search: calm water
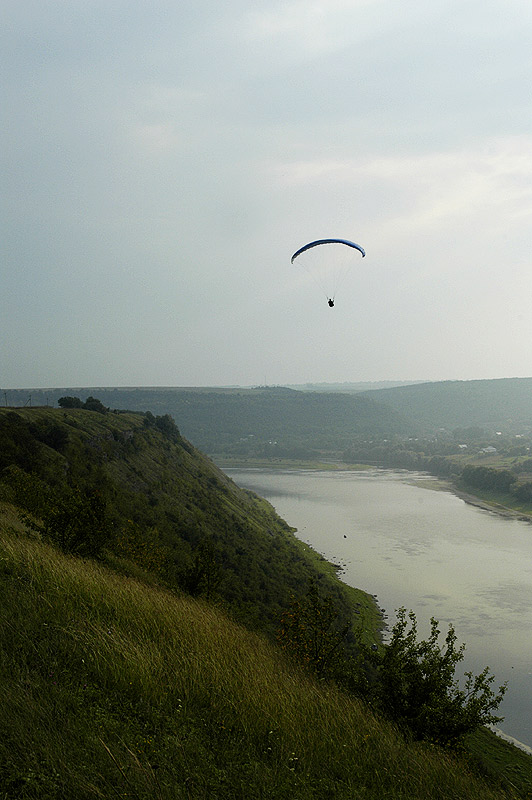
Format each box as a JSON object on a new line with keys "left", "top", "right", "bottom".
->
{"left": 225, "top": 467, "right": 532, "bottom": 751}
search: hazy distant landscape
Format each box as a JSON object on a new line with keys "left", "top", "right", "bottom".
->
{"left": 7, "top": 377, "right": 532, "bottom": 517}
{"left": 6, "top": 375, "right": 532, "bottom": 456}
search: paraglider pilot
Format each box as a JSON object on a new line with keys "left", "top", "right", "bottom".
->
{"left": 290, "top": 239, "right": 366, "bottom": 309}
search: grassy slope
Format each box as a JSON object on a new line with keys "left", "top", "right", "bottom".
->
{"left": 0, "top": 516, "right": 520, "bottom": 800}
{"left": 0, "top": 407, "right": 380, "bottom": 643}
{"left": 1, "top": 407, "right": 532, "bottom": 796}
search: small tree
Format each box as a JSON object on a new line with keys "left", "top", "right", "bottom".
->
{"left": 370, "top": 608, "right": 506, "bottom": 747}
{"left": 58, "top": 396, "right": 83, "bottom": 409}
{"left": 154, "top": 413, "right": 181, "bottom": 443}
{"left": 83, "top": 396, "right": 108, "bottom": 414}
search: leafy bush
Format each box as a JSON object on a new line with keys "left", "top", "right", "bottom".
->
{"left": 369, "top": 608, "right": 507, "bottom": 747}
{"left": 83, "top": 396, "right": 108, "bottom": 414}
{"left": 58, "top": 395, "right": 84, "bottom": 408}
{"left": 513, "top": 481, "right": 532, "bottom": 503}
{"left": 277, "top": 592, "right": 507, "bottom": 749}
{"left": 143, "top": 410, "right": 184, "bottom": 444}
{"left": 113, "top": 519, "right": 169, "bottom": 575}
{"left": 0, "top": 412, "right": 40, "bottom": 471}
{"left": 58, "top": 395, "right": 108, "bottom": 413}
{"left": 460, "top": 465, "right": 516, "bottom": 494}
{"left": 180, "top": 538, "right": 223, "bottom": 599}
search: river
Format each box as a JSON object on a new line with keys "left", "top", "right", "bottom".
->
{"left": 224, "top": 467, "right": 532, "bottom": 752}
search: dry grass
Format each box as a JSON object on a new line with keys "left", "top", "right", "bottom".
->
{"left": 0, "top": 509, "right": 519, "bottom": 799}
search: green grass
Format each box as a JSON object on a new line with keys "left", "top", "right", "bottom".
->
{"left": 466, "top": 728, "right": 532, "bottom": 798}
{"left": 454, "top": 484, "right": 532, "bottom": 518}
{"left": 0, "top": 512, "right": 526, "bottom": 800}
{"left": 0, "top": 406, "right": 382, "bottom": 647}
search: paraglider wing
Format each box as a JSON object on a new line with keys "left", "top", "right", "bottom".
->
{"left": 290, "top": 238, "right": 366, "bottom": 264}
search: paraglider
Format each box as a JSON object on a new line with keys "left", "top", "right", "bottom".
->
{"left": 291, "top": 238, "right": 365, "bottom": 307}
{"left": 290, "top": 238, "right": 366, "bottom": 263}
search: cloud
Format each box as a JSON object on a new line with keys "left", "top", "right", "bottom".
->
{"left": 2, "top": 1, "right": 532, "bottom": 386}
{"left": 267, "top": 135, "right": 532, "bottom": 240}
{"left": 244, "top": 0, "right": 376, "bottom": 55}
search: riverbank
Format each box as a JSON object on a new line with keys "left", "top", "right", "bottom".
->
{"left": 224, "top": 465, "right": 532, "bottom": 790}
{"left": 409, "top": 474, "right": 532, "bottom": 523}
{"left": 452, "top": 487, "right": 532, "bottom": 521}
{"left": 212, "top": 455, "right": 365, "bottom": 471}
{"left": 215, "top": 455, "right": 532, "bottom": 524}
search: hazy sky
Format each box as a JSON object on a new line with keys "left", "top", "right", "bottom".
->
{"left": 3, "top": 1, "right": 532, "bottom": 388}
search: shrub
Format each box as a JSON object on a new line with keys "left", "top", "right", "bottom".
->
{"left": 0, "top": 412, "right": 40, "bottom": 471}
{"left": 369, "top": 608, "right": 507, "bottom": 747}
{"left": 58, "top": 396, "right": 108, "bottom": 414}
{"left": 460, "top": 465, "right": 516, "bottom": 494}
{"left": 58, "top": 396, "right": 84, "bottom": 408}
{"left": 83, "top": 396, "right": 108, "bottom": 414}
{"left": 513, "top": 481, "right": 532, "bottom": 503}
{"left": 181, "top": 538, "right": 223, "bottom": 599}
{"left": 154, "top": 413, "right": 181, "bottom": 442}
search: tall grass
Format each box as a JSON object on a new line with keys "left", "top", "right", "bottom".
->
{"left": 0, "top": 513, "right": 520, "bottom": 799}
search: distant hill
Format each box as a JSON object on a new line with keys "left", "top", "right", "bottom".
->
{"left": 4, "top": 377, "right": 532, "bottom": 455}
{"left": 363, "top": 377, "right": 532, "bottom": 433}
{"left": 1, "top": 387, "right": 407, "bottom": 455}
{"left": 287, "top": 380, "right": 425, "bottom": 392}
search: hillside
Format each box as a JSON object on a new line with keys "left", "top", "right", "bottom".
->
{"left": 1, "top": 387, "right": 407, "bottom": 457}
{"left": 6, "top": 378, "right": 532, "bottom": 457}
{"left": 363, "top": 377, "right": 532, "bottom": 433}
{"left": 1, "top": 405, "right": 531, "bottom": 797}
{"left": 0, "top": 406, "right": 379, "bottom": 641}
{"left": 0, "top": 507, "right": 525, "bottom": 800}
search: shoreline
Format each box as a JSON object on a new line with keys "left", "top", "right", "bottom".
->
{"left": 224, "top": 460, "right": 532, "bottom": 763}
{"left": 219, "top": 457, "right": 532, "bottom": 524}
{"left": 415, "top": 476, "right": 532, "bottom": 523}
{"left": 452, "top": 487, "right": 532, "bottom": 521}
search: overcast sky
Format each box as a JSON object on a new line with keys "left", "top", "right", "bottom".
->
{"left": 2, "top": 1, "right": 532, "bottom": 388}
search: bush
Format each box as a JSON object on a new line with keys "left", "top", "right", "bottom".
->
{"left": 154, "top": 413, "right": 181, "bottom": 442}
{"left": 513, "top": 481, "right": 532, "bottom": 503}
{"left": 369, "top": 608, "right": 506, "bottom": 747}
{"left": 83, "top": 396, "right": 108, "bottom": 414}
{"left": 461, "top": 465, "right": 516, "bottom": 494}
{"left": 279, "top": 592, "right": 508, "bottom": 748}
{"left": 0, "top": 412, "right": 40, "bottom": 471}
{"left": 58, "top": 396, "right": 108, "bottom": 414}
{"left": 181, "top": 538, "right": 223, "bottom": 599}
{"left": 58, "top": 396, "right": 84, "bottom": 408}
